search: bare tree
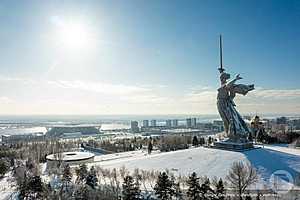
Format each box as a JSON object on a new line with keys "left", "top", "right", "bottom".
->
{"left": 226, "top": 161, "right": 258, "bottom": 200}
{"left": 97, "top": 167, "right": 108, "bottom": 186}
{"left": 148, "top": 170, "right": 158, "bottom": 189}
{"left": 141, "top": 169, "right": 149, "bottom": 192}
{"left": 119, "top": 165, "right": 129, "bottom": 180}
{"left": 111, "top": 168, "right": 121, "bottom": 197}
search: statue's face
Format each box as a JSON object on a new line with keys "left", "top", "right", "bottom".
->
{"left": 226, "top": 73, "right": 230, "bottom": 80}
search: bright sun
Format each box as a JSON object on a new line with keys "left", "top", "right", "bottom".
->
{"left": 59, "top": 22, "right": 90, "bottom": 49}
{"left": 51, "top": 15, "right": 92, "bottom": 50}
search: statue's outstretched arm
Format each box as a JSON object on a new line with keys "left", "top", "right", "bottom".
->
{"left": 227, "top": 74, "right": 242, "bottom": 89}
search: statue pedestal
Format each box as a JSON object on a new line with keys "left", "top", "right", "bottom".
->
{"left": 213, "top": 140, "right": 254, "bottom": 152}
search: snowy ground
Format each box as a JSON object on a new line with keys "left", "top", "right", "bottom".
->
{"left": 94, "top": 147, "right": 247, "bottom": 178}
{"left": 2, "top": 144, "right": 298, "bottom": 199}
{"left": 91, "top": 145, "right": 300, "bottom": 190}
{"left": 0, "top": 171, "right": 17, "bottom": 200}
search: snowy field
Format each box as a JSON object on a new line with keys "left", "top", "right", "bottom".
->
{"left": 94, "top": 147, "right": 248, "bottom": 178}
{"left": 1, "top": 144, "right": 299, "bottom": 199}
{"left": 92, "top": 145, "right": 300, "bottom": 190}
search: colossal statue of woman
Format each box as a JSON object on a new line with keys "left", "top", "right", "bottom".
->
{"left": 217, "top": 71, "right": 254, "bottom": 142}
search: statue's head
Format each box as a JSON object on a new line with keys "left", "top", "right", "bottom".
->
{"left": 220, "top": 72, "right": 230, "bottom": 83}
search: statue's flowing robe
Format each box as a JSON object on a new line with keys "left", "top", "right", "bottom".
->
{"left": 230, "top": 84, "right": 254, "bottom": 98}
{"left": 217, "top": 84, "right": 252, "bottom": 141}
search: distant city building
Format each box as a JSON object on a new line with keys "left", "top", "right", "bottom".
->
{"left": 172, "top": 119, "right": 178, "bottom": 127}
{"left": 186, "top": 118, "right": 192, "bottom": 128}
{"left": 2, "top": 133, "right": 45, "bottom": 144}
{"left": 213, "top": 120, "right": 224, "bottom": 126}
{"left": 191, "top": 118, "right": 197, "bottom": 127}
{"left": 213, "top": 120, "right": 224, "bottom": 132}
{"left": 203, "top": 123, "right": 213, "bottom": 130}
{"left": 291, "top": 119, "right": 300, "bottom": 130}
{"left": 143, "top": 120, "right": 149, "bottom": 127}
{"left": 46, "top": 125, "right": 101, "bottom": 138}
{"left": 166, "top": 120, "right": 172, "bottom": 127}
{"left": 130, "top": 121, "right": 139, "bottom": 133}
{"left": 272, "top": 124, "right": 288, "bottom": 133}
{"left": 2, "top": 125, "right": 103, "bottom": 143}
{"left": 243, "top": 115, "right": 252, "bottom": 121}
{"left": 61, "top": 132, "right": 83, "bottom": 139}
{"left": 150, "top": 120, "right": 157, "bottom": 127}
{"left": 277, "top": 117, "right": 287, "bottom": 125}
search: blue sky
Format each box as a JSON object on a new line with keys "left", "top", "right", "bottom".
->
{"left": 0, "top": 0, "right": 299, "bottom": 115}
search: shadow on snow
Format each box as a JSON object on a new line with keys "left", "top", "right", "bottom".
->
{"left": 243, "top": 148, "right": 300, "bottom": 186}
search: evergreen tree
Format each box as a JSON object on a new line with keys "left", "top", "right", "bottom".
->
{"left": 133, "top": 177, "right": 142, "bottom": 200}
{"left": 154, "top": 172, "right": 175, "bottom": 200}
{"left": 256, "top": 129, "right": 265, "bottom": 143}
{"left": 192, "top": 136, "right": 199, "bottom": 147}
{"left": 29, "top": 176, "right": 44, "bottom": 193}
{"left": 200, "top": 137, "right": 205, "bottom": 146}
{"left": 76, "top": 163, "right": 88, "bottom": 183}
{"left": 208, "top": 137, "right": 213, "bottom": 146}
{"left": 62, "top": 164, "right": 72, "bottom": 189}
{"left": 10, "top": 157, "right": 15, "bottom": 167}
{"left": 86, "top": 166, "right": 98, "bottom": 189}
{"left": 129, "top": 143, "right": 134, "bottom": 151}
{"left": 25, "top": 158, "right": 35, "bottom": 171}
{"left": 20, "top": 175, "right": 45, "bottom": 199}
{"left": 148, "top": 140, "right": 153, "bottom": 154}
{"left": 19, "top": 173, "right": 28, "bottom": 199}
{"left": 122, "top": 175, "right": 141, "bottom": 200}
{"left": 174, "top": 182, "right": 184, "bottom": 200}
{"left": 256, "top": 193, "right": 261, "bottom": 200}
{"left": 186, "top": 172, "right": 201, "bottom": 200}
{"left": 0, "top": 160, "right": 9, "bottom": 177}
{"left": 214, "top": 178, "right": 225, "bottom": 200}
{"left": 248, "top": 132, "right": 253, "bottom": 141}
{"left": 74, "top": 184, "right": 89, "bottom": 200}
{"left": 199, "top": 177, "right": 213, "bottom": 200}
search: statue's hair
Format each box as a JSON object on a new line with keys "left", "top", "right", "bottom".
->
{"left": 220, "top": 72, "right": 230, "bottom": 83}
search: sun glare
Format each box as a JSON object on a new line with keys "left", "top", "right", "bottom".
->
{"left": 59, "top": 22, "right": 90, "bottom": 48}
{"left": 51, "top": 16, "right": 93, "bottom": 50}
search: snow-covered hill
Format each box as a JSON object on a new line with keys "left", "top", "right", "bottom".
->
{"left": 92, "top": 145, "right": 300, "bottom": 189}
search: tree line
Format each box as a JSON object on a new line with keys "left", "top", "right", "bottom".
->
{"left": 11, "top": 159, "right": 269, "bottom": 200}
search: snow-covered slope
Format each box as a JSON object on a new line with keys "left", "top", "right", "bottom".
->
{"left": 93, "top": 145, "right": 300, "bottom": 189}
{"left": 96, "top": 147, "right": 247, "bottom": 178}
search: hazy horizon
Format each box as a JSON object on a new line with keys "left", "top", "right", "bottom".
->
{"left": 0, "top": 113, "right": 298, "bottom": 121}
